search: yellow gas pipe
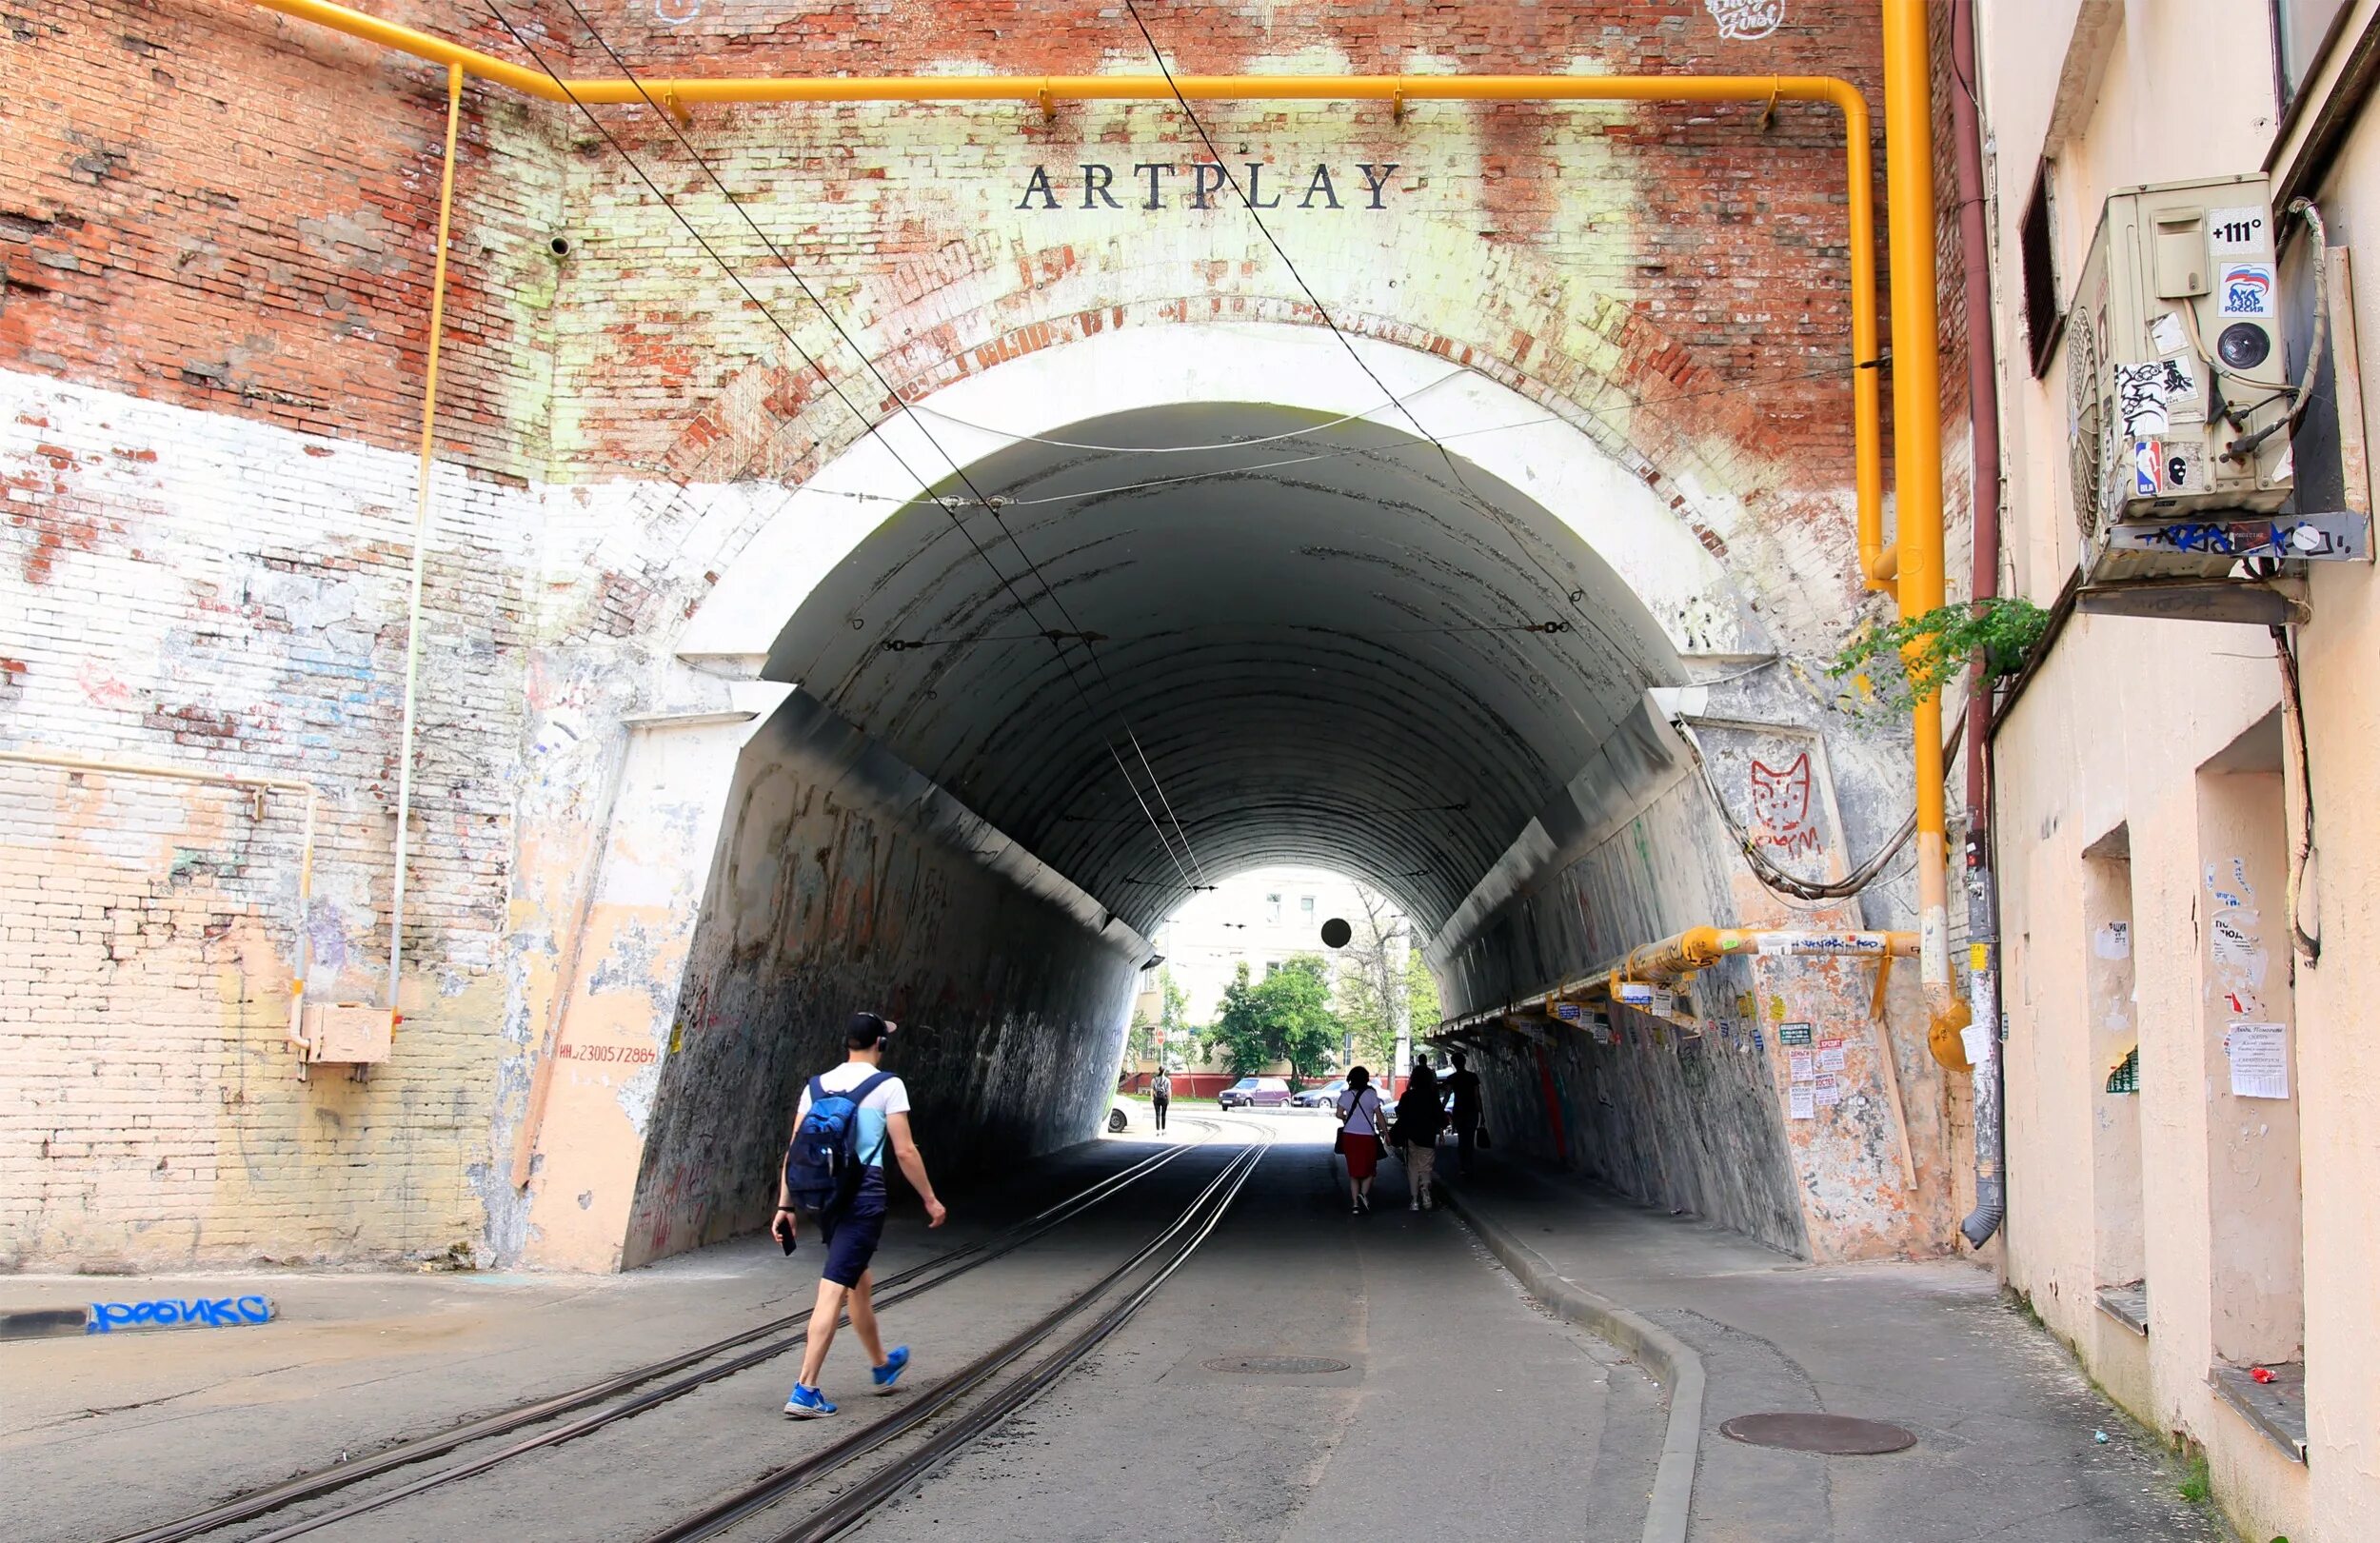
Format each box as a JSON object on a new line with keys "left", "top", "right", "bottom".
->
{"left": 245, "top": 0, "right": 1889, "bottom": 597}
{"left": 1880, "top": 1, "right": 1954, "bottom": 1017}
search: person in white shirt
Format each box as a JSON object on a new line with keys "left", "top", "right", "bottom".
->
{"left": 773, "top": 1013, "right": 945, "bottom": 1418}
{"left": 1333, "top": 1065, "right": 1387, "bottom": 1215}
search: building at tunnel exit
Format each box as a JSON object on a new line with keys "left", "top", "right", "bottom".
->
{"left": 2, "top": 0, "right": 1976, "bottom": 1276}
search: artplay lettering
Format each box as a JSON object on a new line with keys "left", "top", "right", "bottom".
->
{"left": 1018, "top": 162, "right": 1399, "bottom": 212}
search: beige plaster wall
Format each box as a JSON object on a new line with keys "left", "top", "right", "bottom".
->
{"left": 1979, "top": 2, "right": 2380, "bottom": 1537}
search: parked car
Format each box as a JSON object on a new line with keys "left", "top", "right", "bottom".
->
{"left": 1289, "top": 1078, "right": 1348, "bottom": 1109}
{"left": 1217, "top": 1076, "right": 1292, "bottom": 1110}
{"left": 1108, "top": 1099, "right": 1131, "bottom": 1133}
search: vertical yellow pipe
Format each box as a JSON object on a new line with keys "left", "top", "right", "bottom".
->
{"left": 387, "top": 62, "right": 466, "bottom": 1012}
{"left": 1880, "top": 1, "right": 1951, "bottom": 1008}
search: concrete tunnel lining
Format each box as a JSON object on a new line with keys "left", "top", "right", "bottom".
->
{"left": 593, "top": 325, "right": 1832, "bottom": 1268}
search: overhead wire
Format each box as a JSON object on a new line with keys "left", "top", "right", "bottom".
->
{"left": 905, "top": 368, "right": 1474, "bottom": 452}
{"left": 484, "top": 0, "right": 1209, "bottom": 891}
{"left": 1115, "top": 0, "right": 1668, "bottom": 682}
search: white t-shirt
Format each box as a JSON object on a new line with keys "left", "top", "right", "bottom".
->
{"left": 796, "top": 1060, "right": 911, "bottom": 1169}
{"left": 1335, "top": 1086, "right": 1384, "bottom": 1136}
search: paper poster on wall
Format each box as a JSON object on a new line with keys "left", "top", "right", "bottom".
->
{"left": 1789, "top": 1050, "right": 1815, "bottom": 1080}
{"left": 2150, "top": 311, "right": 2190, "bottom": 355}
{"left": 1788, "top": 1083, "right": 1815, "bottom": 1120}
{"left": 2225, "top": 1021, "right": 2290, "bottom": 1099}
{"left": 1813, "top": 1074, "right": 1842, "bottom": 1106}
{"left": 1817, "top": 1046, "right": 1848, "bottom": 1073}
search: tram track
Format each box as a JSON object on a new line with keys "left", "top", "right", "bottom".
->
{"left": 646, "top": 1129, "right": 1270, "bottom": 1543}
{"left": 109, "top": 1126, "right": 1221, "bottom": 1543}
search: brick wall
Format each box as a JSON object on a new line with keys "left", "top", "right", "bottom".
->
{"left": 0, "top": 0, "right": 1965, "bottom": 1269}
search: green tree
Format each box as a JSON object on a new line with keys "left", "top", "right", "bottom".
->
{"left": 1210, "top": 956, "right": 1345, "bottom": 1083}
{"left": 1256, "top": 954, "right": 1343, "bottom": 1084}
{"left": 1211, "top": 962, "right": 1271, "bottom": 1076}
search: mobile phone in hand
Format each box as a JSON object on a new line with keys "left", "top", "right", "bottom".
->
{"left": 780, "top": 1231, "right": 797, "bottom": 1256}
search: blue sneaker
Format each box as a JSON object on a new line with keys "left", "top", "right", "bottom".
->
{"left": 783, "top": 1383, "right": 837, "bottom": 1418}
{"left": 871, "top": 1345, "right": 910, "bottom": 1393}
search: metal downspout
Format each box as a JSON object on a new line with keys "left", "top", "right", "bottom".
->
{"left": 1949, "top": 0, "right": 2007, "bottom": 1249}
{"left": 385, "top": 62, "right": 466, "bottom": 1013}
{"left": 1880, "top": 2, "right": 1954, "bottom": 1022}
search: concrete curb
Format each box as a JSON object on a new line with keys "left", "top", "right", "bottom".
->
{"left": 1440, "top": 1182, "right": 1703, "bottom": 1543}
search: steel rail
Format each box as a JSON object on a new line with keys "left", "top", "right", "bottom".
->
{"left": 645, "top": 1135, "right": 1270, "bottom": 1543}
{"left": 108, "top": 1137, "right": 1203, "bottom": 1543}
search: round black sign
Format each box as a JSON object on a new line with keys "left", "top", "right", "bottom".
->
{"left": 1320, "top": 917, "right": 1353, "bottom": 948}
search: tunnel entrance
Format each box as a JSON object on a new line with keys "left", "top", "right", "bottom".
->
{"left": 516, "top": 324, "right": 1954, "bottom": 1273}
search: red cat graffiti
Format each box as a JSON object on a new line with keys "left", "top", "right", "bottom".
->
{"left": 1749, "top": 754, "right": 1822, "bottom": 859}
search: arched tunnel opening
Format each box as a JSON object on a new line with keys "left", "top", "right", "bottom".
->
{"left": 547, "top": 332, "right": 1964, "bottom": 1275}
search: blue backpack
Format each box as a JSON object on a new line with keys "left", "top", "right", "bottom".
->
{"left": 783, "top": 1071, "right": 893, "bottom": 1216}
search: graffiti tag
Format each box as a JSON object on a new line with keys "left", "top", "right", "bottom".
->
{"left": 1706, "top": 0, "right": 1785, "bottom": 40}
{"left": 1749, "top": 753, "right": 1822, "bottom": 858}
{"left": 88, "top": 1296, "right": 273, "bottom": 1334}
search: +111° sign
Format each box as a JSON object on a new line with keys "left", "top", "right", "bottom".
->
{"left": 1015, "top": 161, "right": 1401, "bottom": 212}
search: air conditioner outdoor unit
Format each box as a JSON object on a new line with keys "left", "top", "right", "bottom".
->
{"left": 2064, "top": 173, "right": 2366, "bottom": 596}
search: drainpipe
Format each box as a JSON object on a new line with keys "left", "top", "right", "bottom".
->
{"left": 1881, "top": 1, "right": 1954, "bottom": 1023}
{"left": 385, "top": 62, "right": 466, "bottom": 1013}
{"left": 1948, "top": 0, "right": 2007, "bottom": 1248}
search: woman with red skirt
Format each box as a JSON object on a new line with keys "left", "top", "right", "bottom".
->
{"left": 1334, "top": 1065, "right": 1388, "bottom": 1215}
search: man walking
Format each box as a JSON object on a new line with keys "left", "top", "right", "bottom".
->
{"left": 772, "top": 1012, "right": 946, "bottom": 1417}
{"left": 1150, "top": 1067, "right": 1172, "bottom": 1132}
{"left": 1443, "top": 1052, "right": 1483, "bottom": 1178}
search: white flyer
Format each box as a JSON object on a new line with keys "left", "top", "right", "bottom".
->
{"left": 1813, "top": 1074, "right": 1843, "bottom": 1106}
{"left": 1789, "top": 1050, "right": 1815, "bottom": 1081}
{"left": 2226, "top": 1022, "right": 2290, "bottom": 1099}
{"left": 1817, "top": 1045, "right": 1848, "bottom": 1073}
{"left": 1789, "top": 1084, "right": 1816, "bottom": 1120}
{"left": 2150, "top": 311, "right": 2190, "bottom": 354}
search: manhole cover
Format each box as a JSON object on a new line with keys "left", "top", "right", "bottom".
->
{"left": 1203, "top": 1355, "right": 1351, "bottom": 1375}
{"left": 1719, "top": 1413, "right": 1917, "bottom": 1454}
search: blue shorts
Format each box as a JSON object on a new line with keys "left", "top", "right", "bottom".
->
{"left": 819, "top": 1194, "right": 887, "bottom": 1288}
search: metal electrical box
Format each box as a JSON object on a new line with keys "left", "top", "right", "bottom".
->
{"left": 2060, "top": 173, "right": 2357, "bottom": 586}
{"left": 297, "top": 1003, "right": 394, "bottom": 1065}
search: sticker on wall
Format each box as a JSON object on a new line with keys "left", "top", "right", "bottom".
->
{"left": 1705, "top": 0, "right": 1784, "bottom": 41}
{"left": 2133, "top": 438, "right": 2163, "bottom": 496}
{"left": 2150, "top": 311, "right": 2191, "bottom": 355}
{"left": 2113, "top": 363, "right": 2171, "bottom": 437}
{"left": 1650, "top": 987, "right": 1677, "bottom": 1018}
{"left": 1616, "top": 981, "right": 1654, "bottom": 1007}
{"left": 2207, "top": 208, "right": 2271, "bottom": 254}
{"left": 2106, "top": 1044, "right": 2139, "bottom": 1095}
{"left": 2218, "top": 263, "right": 2276, "bottom": 317}
{"left": 1778, "top": 1022, "right": 1814, "bottom": 1047}
{"left": 2225, "top": 1021, "right": 2290, "bottom": 1099}
{"left": 2093, "top": 921, "right": 2132, "bottom": 959}
{"left": 2158, "top": 355, "right": 2204, "bottom": 419}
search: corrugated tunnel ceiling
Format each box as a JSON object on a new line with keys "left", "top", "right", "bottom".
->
{"left": 764, "top": 403, "right": 1685, "bottom": 937}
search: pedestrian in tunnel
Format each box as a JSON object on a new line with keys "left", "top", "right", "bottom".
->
{"left": 1443, "top": 1052, "right": 1484, "bottom": 1178}
{"left": 1391, "top": 1060, "right": 1446, "bottom": 1211}
{"left": 1151, "top": 1066, "right": 1172, "bottom": 1132}
{"left": 1334, "top": 1065, "right": 1388, "bottom": 1215}
{"left": 772, "top": 1012, "right": 947, "bottom": 1418}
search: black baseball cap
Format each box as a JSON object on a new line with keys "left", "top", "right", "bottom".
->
{"left": 846, "top": 1012, "right": 897, "bottom": 1049}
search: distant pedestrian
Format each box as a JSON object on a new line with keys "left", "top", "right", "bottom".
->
{"left": 1151, "top": 1068, "right": 1172, "bottom": 1132}
{"left": 1334, "top": 1065, "right": 1388, "bottom": 1215}
{"left": 1444, "top": 1052, "right": 1484, "bottom": 1177}
{"left": 1390, "top": 1060, "right": 1446, "bottom": 1211}
{"left": 773, "top": 1012, "right": 946, "bottom": 1418}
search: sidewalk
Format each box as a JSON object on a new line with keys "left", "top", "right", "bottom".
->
{"left": 1442, "top": 1158, "right": 2233, "bottom": 1543}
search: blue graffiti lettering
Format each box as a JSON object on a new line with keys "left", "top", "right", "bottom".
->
{"left": 86, "top": 1296, "right": 274, "bottom": 1334}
